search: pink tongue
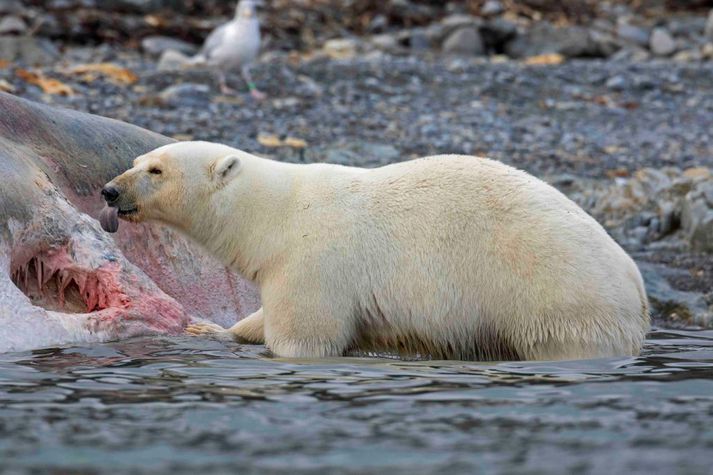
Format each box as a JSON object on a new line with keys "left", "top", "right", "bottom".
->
{"left": 99, "top": 206, "right": 119, "bottom": 233}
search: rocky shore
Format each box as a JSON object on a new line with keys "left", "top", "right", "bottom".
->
{"left": 1, "top": 0, "right": 712, "bottom": 328}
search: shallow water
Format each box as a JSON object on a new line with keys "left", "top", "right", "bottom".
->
{"left": 1, "top": 329, "right": 712, "bottom": 474}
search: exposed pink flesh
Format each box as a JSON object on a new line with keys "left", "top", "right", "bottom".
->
{"left": 9, "top": 244, "right": 188, "bottom": 339}
{"left": 11, "top": 246, "right": 129, "bottom": 313}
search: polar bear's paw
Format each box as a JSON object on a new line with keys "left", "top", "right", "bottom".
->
{"left": 185, "top": 322, "right": 227, "bottom": 336}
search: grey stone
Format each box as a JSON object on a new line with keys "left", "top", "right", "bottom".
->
{"left": 369, "top": 33, "right": 399, "bottom": 51}
{"left": 0, "top": 35, "right": 59, "bottom": 65}
{"left": 639, "top": 262, "right": 712, "bottom": 326}
{"left": 309, "top": 142, "right": 400, "bottom": 167}
{"left": 141, "top": 36, "right": 197, "bottom": 56}
{"left": 649, "top": 27, "right": 677, "bottom": 56}
{"left": 0, "top": 1, "right": 23, "bottom": 14}
{"left": 442, "top": 26, "right": 484, "bottom": 56}
{"left": 0, "top": 15, "right": 26, "bottom": 35}
{"left": 606, "top": 75, "right": 628, "bottom": 91}
{"left": 505, "top": 23, "right": 604, "bottom": 58}
{"left": 681, "top": 181, "right": 713, "bottom": 253}
{"left": 159, "top": 83, "right": 212, "bottom": 107}
{"left": 481, "top": 0, "right": 504, "bottom": 17}
{"left": 408, "top": 29, "right": 430, "bottom": 51}
{"left": 617, "top": 23, "right": 650, "bottom": 48}
{"left": 441, "top": 14, "right": 480, "bottom": 29}
{"left": 157, "top": 48, "right": 191, "bottom": 71}
{"left": 706, "top": 10, "right": 713, "bottom": 41}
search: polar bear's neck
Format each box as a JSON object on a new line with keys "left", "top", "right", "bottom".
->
{"left": 186, "top": 155, "right": 338, "bottom": 283}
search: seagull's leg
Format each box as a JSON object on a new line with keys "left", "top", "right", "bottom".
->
{"left": 241, "top": 65, "right": 266, "bottom": 100}
{"left": 217, "top": 70, "right": 237, "bottom": 95}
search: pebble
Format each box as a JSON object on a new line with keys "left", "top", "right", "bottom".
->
{"left": 157, "top": 49, "right": 191, "bottom": 71}
{"left": 141, "top": 36, "right": 198, "bottom": 57}
{"left": 649, "top": 27, "right": 677, "bottom": 56}
{"left": 0, "top": 15, "right": 26, "bottom": 35}
{"left": 481, "top": 0, "right": 504, "bottom": 17}
{"left": 159, "top": 83, "right": 212, "bottom": 107}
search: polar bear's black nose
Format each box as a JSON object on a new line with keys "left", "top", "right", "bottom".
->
{"left": 101, "top": 186, "right": 120, "bottom": 204}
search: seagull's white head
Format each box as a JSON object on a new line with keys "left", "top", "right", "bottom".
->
{"left": 235, "top": 0, "right": 261, "bottom": 19}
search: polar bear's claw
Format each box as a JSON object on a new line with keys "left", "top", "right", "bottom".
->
{"left": 185, "top": 322, "right": 226, "bottom": 336}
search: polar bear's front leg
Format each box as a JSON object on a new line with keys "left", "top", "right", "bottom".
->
{"left": 185, "top": 308, "right": 264, "bottom": 344}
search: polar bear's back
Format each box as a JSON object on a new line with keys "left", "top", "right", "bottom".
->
{"left": 300, "top": 155, "right": 648, "bottom": 360}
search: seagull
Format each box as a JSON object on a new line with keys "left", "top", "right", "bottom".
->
{"left": 191, "top": 0, "right": 265, "bottom": 99}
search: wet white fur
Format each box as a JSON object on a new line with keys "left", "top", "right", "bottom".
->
{"left": 130, "top": 141, "right": 650, "bottom": 360}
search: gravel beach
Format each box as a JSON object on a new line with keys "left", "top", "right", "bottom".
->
{"left": 2, "top": 0, "right": 713, "bottom": 327}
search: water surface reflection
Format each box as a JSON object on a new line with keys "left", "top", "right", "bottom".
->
{"left": 1, "top": 328, "right": 712, "bottom": 474}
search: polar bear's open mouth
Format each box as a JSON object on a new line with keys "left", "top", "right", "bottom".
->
{"left": 117, "top": 207, "right": 138, "bottom": 217}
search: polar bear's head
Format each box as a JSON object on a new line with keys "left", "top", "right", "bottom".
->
{"left": 101, "top": 141, "right": 243, "bottom": 229}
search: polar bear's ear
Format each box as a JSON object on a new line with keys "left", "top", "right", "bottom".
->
{"left": 213, "top": 155, "right": 242, "bottom": 184}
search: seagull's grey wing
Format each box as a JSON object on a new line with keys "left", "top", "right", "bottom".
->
{"left": 199, "top": 23, "right": 230, "bottom": 60}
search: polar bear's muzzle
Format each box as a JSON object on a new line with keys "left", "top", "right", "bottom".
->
{"left": 101, "top": 185, "right": 138, "bottom": 214}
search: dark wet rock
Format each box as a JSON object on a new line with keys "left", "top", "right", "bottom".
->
{"left": 479, "top": 17, "right": 517, "bottom": 54}
{"left": 639, "top": 262, "right": 712, "bottom": 327}
{"left": 159, "top": 83, "right": 212, "bottom": 107}
{"left": 0, "top": 15, "right": 26, "bottom": 35}
{"left": 0, "top": 35, "right": 59, "bottom": 65}
{"left": 649, "top": 27, "right": 677, "bottom": 56}
{"left": 442, "top": 26, "right": 484, "bottom": 56}
{"left": 141, "top": 35, "right": 197, "bottom": 57}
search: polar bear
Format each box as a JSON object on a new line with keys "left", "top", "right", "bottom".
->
{"left": 102, "top": 141, "right": 649, "bottom": 360}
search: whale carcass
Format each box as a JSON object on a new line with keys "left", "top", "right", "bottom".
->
{"left": 0, "top": 92, "right": 259, "bottom": 352}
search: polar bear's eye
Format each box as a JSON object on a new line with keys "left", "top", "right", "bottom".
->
{"left": 149, "top": 167, "right": 162, "bottom": 175}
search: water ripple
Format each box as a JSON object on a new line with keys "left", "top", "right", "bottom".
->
{"left": 1, "top": 328, "right": 712, "bottom": 474}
